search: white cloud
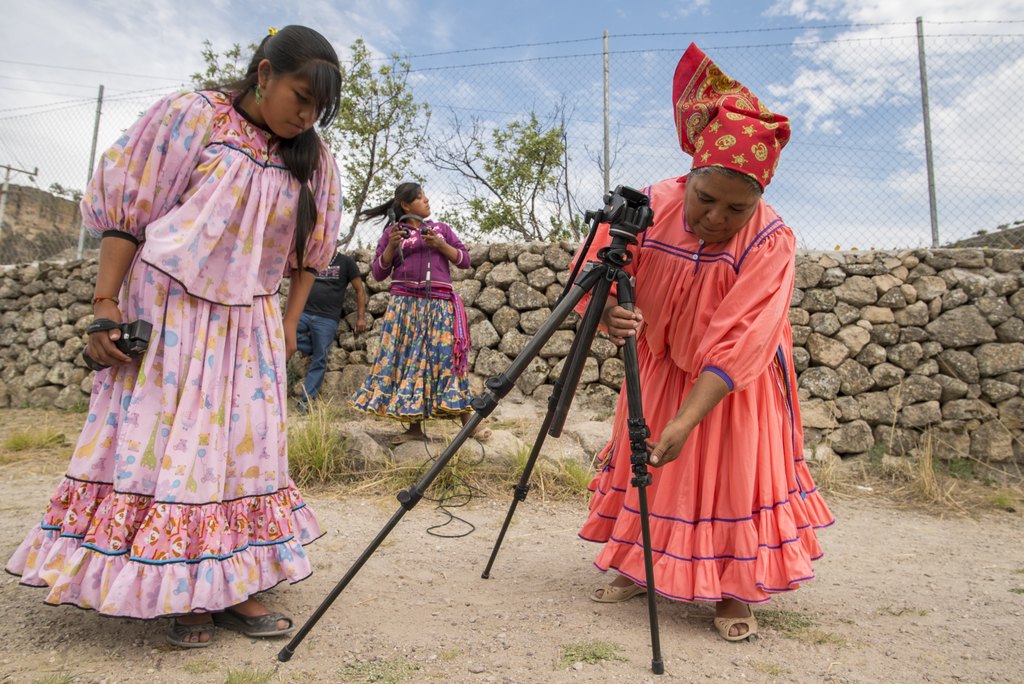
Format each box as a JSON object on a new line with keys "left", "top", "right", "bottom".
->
{"left": 767, "top": 0, "right": 1024, "bottom": 23}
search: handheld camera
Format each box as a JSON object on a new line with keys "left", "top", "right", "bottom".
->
{"left": 82, "top": 319, "right": 153, "bottom": 371}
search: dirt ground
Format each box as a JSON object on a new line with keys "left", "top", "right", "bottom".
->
{"left": 1, "top": 406, "right": 1023, "bottom": 684}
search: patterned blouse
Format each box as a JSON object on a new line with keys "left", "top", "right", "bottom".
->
{"left": 81, "top": 90, "right": 342, "bottom": 305}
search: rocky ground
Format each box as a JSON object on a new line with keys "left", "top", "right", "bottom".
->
{"left": 1, "top": 405, "right": 1023, "bottom": 683}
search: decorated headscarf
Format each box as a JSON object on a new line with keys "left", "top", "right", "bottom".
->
{"left": 673, "top": 43, "right": 790, "bottom": 189}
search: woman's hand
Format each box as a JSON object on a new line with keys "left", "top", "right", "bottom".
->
{"left": 381, "top": 226, "right": 406, "bottom": 266}
{"left": 388, "top": 226, "right": 407, "bottom": 247}
{"left": 647, "top": 415, "right": 693, "bottom": 467}
{"left": 601, "top": 303, "right": 644, "bottom": 346}
{"left": 85, "top": 300, "right": 132, "bottom": 367}
{"left": 284, "top": 319, "right": 298, "bottom": 359}
{"left": 422, "top": 227, "right": 445, "bottom": 250}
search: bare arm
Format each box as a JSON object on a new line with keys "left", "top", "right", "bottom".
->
{"left": 380, "top": 229, "right": 404, "bottom": 267}
{"left": 284, "top": 269, "right": 315, "bottom": 358}
{"left": 85, "top": 236, "right": 140, "bottom": 367}
{"left": 647, "top": 371, "right": 731, "bottom": 467}
{"left": 352, "top": 277, "right": 367, "bottom": 333}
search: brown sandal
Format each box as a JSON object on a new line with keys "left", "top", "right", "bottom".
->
{"left": 212, "top": 607, "right": 294, "bottom": 637}
{"left": 389, "top": 432, "right": 426, "bottom": 446}
{"left": 590, "top": 581, "right": 646, "bottom": 603}
{"left": 166, "top": 617, "right": 215, "bottom": 648}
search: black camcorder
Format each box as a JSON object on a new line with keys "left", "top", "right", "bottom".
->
{"left": 585, "top": 185, "right": 654, "bottom": 244}
{"left": 81, "top": 319, "right": 153, "bottom": 371}
{"left": 401, "top": 226, "right": 430, "bottom": 238}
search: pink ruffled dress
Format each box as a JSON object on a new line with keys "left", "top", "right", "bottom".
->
{"left": 5, "top": 90, "right": 341, "bottom": 618}
{"left": 577, "top": 176, "right": 833, "bottom": 604}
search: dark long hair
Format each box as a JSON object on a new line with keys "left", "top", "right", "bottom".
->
{"left": 358, "top": 182, "right": 423, "bottom": 225}
{"left": 215, "top": 25, "right": 342, "bottom": 268}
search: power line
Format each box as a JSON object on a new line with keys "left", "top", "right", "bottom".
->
{"left": 0, "top": 58, "right": 182, "bottom": 82}
{"left": 0, "top": 75, "right": 107, "bottom": 89}
{"left": 0, "top": 85, "right": 177, "bottom": 117}
{"left": 399, "top": 22, "right": 915, "bottom": 60}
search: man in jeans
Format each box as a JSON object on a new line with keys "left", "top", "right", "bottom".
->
{"left": 296, "top": 251, "right": 367, "bottom": 412}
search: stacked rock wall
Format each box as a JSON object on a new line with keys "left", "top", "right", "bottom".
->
{"left": 2, "top": 245, "right": 1023, "bottom": 464}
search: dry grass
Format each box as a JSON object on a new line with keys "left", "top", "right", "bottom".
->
{"left": 340, "top": 657, "right": 420, "bottom": 683}
{"left": 2, "top": 426, "right": 67, "bottom": 451}
{"left": 756, "top": 607, "right": 847, "bottom": 647}
{"left": 287, "top": 401, "right": 595, "bottom": 504}
{"left": 1, "top": 403, "right": 1019, "bottom": 517}
{"left": 558, "top": 641, "right": 627, "bottom": 667}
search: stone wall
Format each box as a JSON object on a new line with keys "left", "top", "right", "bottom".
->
{"left": 2, "top": 245, "right": 1023, "bottom": 465}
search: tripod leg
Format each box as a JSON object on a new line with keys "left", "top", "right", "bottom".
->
{"left": 281, "top": 264, "right": 607, "bottom": 661}
{"left": 477, "top": 262, "right": 606, "bottom": 577}
{"left": 614, "top": 269, "right": 664, "bottom": 675}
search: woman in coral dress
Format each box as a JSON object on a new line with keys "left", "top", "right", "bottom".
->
{"left": 5, "top": 25, "right": 343, "bottom": 647}
{"left": 577, "top": 43, "right": 833, "bottom": 641}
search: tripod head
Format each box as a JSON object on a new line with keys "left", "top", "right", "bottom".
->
{"left": 585, "top": 185, "right": 654, "bottom": 245}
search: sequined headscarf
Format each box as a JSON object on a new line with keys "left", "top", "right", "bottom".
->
{"left": 673, "top": 43, "right": 791, "bottom": 189}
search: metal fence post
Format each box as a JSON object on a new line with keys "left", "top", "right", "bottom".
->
{"left": 603, "top": 31, "right": 611, "bottom": 193}
{"left": 77, "top": 84, "right": 104, "bottom": 258}
{"left": 916, "top": 17, "right": 940, "bottom": 247}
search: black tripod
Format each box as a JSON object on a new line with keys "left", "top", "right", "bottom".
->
{"left": 279, "top": 186, "right": 665, "bottom": 675}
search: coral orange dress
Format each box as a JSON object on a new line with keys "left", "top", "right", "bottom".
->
{"left": 577, "top": 176, "right": 833, "bottom": 604}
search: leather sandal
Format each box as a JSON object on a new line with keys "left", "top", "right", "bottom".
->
{"left": 212, "top": 607, "right": 294, "bottom": 637}
{"left": 166, "top": 617, "right": 215, "bottom": 648}
{"left": 714, "top": 604, "right": 758, "bottom": 642}
{"left": 590, "top": 581, "right": 646, "bottom": 603}
{"left": 390, "top": 432, "right": 427, "bottom": 446}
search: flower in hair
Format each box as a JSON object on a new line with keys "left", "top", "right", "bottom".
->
{"left": 267, "top": 27, "right": 279, "bottom": 36}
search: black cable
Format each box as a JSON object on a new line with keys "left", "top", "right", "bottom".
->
{"left": 414, "top": 419, "right": 488, "bottom": 539}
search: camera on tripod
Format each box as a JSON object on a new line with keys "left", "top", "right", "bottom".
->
{"left": 81, "top": 319, "right": 153, "bottom": 371}
{"left": 585, "top": 185, "right": 654, "bottom": 244}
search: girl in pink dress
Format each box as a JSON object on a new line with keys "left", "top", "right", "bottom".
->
{"left": 577, "top": 44, "right": 833, "bottom": 642}
{"left": 5, "top": 25, "right": 343, "bottom": 648}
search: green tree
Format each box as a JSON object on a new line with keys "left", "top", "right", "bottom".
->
{"left": 425, "top": 109, "right": 583, "bottom": 242}
{"left": 331, "top": 39, "right": 429, "bottom": 247}
{"left": 190, "top": 40, "right": 253, "bottom": 89}
{"left": 48, "top": 183, "right": 82, "bottom": 202}
{"left": 190, "top": 38, "right": 429, "bottom": 248}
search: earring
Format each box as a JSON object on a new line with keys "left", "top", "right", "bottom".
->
{"left": 254, "top": 84, "right": 262, "bottom": 104}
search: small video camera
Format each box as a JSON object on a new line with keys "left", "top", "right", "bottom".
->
{"left": 585, "top": 185, "right": 654, "bottom": 244}
{"left": 82, "top": 319, "right": 153, "bottom": 371}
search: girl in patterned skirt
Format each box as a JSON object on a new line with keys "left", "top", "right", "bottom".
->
{"left": 6, "top": 25, "right": 343, "bottom": 648}
{"left": 351, "top": 183, "right": 490, "bottom": 445}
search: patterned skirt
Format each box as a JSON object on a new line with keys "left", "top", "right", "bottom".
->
{"left": 350, "top": 293, "right": 472, "bottom": 420}
{"left": 5, "top": 256, "right": 321, "bottom": 619}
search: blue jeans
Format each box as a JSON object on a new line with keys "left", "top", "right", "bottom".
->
{"left": 296, "top": 312, "right": 340, "bottom": 402}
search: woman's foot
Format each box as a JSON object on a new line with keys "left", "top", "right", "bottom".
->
{"left": 166, "top": 613, "right": 215, "bottom": 647}
{"left": 390, "top": 423, "right": 426, "bottom": 445}
{"left": 211, "top": 598, "right": 294, "bottom": 637}
{"left": 714, "top": 598, "right": 758, "bottom": 641}
{"left": 460, "top": 414, "right": 492, "bottom": 441}
{"left": 590, "top": 574, "right": 645, "bottom": 603}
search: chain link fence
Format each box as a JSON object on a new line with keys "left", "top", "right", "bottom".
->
{"left": 1, "top": 21, "right": 1022, "bottom": 264}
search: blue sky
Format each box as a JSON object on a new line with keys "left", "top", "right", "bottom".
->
{"left": 7, "top": 0, "right": 1017, "bottom": 106}
{"left": 2, "top": 1, "right": 1023, "bottom": 249}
